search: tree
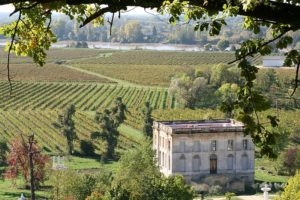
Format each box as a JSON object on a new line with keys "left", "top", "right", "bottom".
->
{"left": 5, "top": 134, "right": 49, "bottom": 200}
{"left": 111, "top": 140, "right": 195, "bottom": 200}
{"left": 274, "top": 171, "right": 300, "bottom": 200}
{"left": 91, "top": 97, "right": 126, "bottom": 160}
{"left": 211, "top": 64, "right": 237, "bottom": 87}
{"left": 119, "top": 21, "right": 143, "bottom": 43}
{"left": 169, "top": 73, "right": 216, "bottom": 109}
{"left": 1, "top": 0, "right": 300, "bottom": 157}
{"left": 0, "top": 137, "right": 8, "bottom": 166}
{"left": 217, "top": 39, "right": 229, "bottom": 51}
{"left": 142, "top": 101, "right": 153, "bottom": 138}
{"left": 53, "top": 104, "right": 77, "bottom": 155}
{"left": 278, "top": 147, "right": 300, "bottom": 175}
{"left": 216, "top": 83, "right": 239, "bottom": 118}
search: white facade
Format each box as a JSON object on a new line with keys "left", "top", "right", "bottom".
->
{"left": 262, "top": 56, "right": 285, "bottom": 67}
{"left": 153, "top": 119, "right": 255, "bottom": 187}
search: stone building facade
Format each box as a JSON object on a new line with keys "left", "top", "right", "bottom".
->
{"left": 153, "top": 119, "right": 254, "bottom": 189}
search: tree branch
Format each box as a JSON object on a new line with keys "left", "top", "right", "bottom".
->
{"left": 6, "top": 11, "right": 21, "bottom": 95}
{"left": 228, "top": 29, "right": 290, "bottom": 65}
{"left": 290, "top": 58, "right": 300, "bottom": 96}
{"left": 9, "top": 2, "right": 39, "bottom": 16}
{"left": 1, "top": 0, "right": 300, "bottom": 28}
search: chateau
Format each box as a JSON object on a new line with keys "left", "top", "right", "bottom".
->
{"left": 153, "top": 119, "right": 254, "bottom": 190}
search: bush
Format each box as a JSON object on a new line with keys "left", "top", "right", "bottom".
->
{"left": 225, "top": 192, "right": 235, "bottom": 200}
{"left": 80, "top": 140, "right": 95, "bottom": 156}
{"left": 51, "top": 171, "right": 98, "bottom": 200}
{"left": 274, "top": 171, "right": 300, "bottom": 200}
{"left": 208, "top": 185, "right": 222, "bottom": 195}
{"left": 192, "top": 183, "right": 209, "bottom": 194}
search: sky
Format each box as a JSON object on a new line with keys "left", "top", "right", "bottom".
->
{"left": 0, "top": 4, "right": 13, "bottom": 13}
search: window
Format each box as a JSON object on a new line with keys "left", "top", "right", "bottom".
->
{"left": 241, "top": 154, "right": 249, "bottom": 170}
{"left": 179, "top": 141, "right": 185, "bottom": 152}
{"left": 168, "top": 155, "right": 171, "bottom": 170}
{"left": 193, "top": 141, "right": 201, "bottom": 152}
{"left": 243, "top": 139, "right": 248, "bottom": 150}
{"left": 179, "top": 154, "right": 186, "bottom": 172}
{"left": 227, "top": 154, "right": 234, "bottom": 170}
{"left": 192, "top": 155, "right": 201, "bottom": 171}
{"left": 227, "top": 140, "right": 234, "bottom": 151}
{"left": 211, "top": 140, "right": 217, "bottom": 151}
{"left": 158, "top": 150, "right": 161, "bottom": 166}
{"left": 210, "top": 154, "right": 217, "bottom": 174}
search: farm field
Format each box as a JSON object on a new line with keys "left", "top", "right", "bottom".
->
{"left": 70, "top": 51, "right": 262, "bottom": 86}
{"left": 0, "top": 64, "right": 113, "bottom": 82}
{"left": 73, "top": 63, "right": 198, "bottom": 86}
{"left": 0, "top": 48, "right": 113, "bottom": 64}
{"left": 70, "top": 50, "right": 262, "bottom": 65}
{"left": 0, "top": 81, "right": 173, "bottom": 110}
{"left": 0, "top": 109, "right": 140, "bottom": 154}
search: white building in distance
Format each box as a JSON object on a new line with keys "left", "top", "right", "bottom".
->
{"left": 262, "top": 56, "right": 285, "bottom": 67}
{"left": 153, "top": 119, "right": 255, "bottom": 191}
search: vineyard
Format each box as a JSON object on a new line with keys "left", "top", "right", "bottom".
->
{"left": 73, "top": 64, "right": 197, "bottom": 86}
{"left": 0, "top": 48, "right": 298, "bottom": 156}
{"left": 0, "top": 81, "right": 174, "bottom": 110}
{"left": 0, "top": 48, "right": 113, "bottom": 64}
{"left": 0, "top": 64, "right": 112, "bottom": 82}
{"left": 70, "top": 51, "right": 262, "bottom": 65}
{"left": 0, "top": 109, "right": 142, "bottom": 154}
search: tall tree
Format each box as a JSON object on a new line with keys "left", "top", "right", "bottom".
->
{"left": 142, "top": 102, "right": 153, "bottom": 138}
{"left": 169, "top": 73, "right": 216, "bottom": 109}
{"left": 53, "top": 104, "right": 77, "bottom": 155}
{"left": 91, "top": 97, "right": 126, "bottom": 160}
{"left": 0, "top": 137, "right": 8, "bottom": 166}
{"left": 5, "top": 134, "right": 49, "bottom": 200}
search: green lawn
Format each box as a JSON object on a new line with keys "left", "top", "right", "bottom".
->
{"left": 65, "top": 156, "right": 119, "bottom": 171}
{"left": 0, "top": 155, "right": 120, "bottom": 200}
{"left": 255, "top": 158, "right": 290, "bottom": 183}
{"left": 0, "top": 179, "right": 50, "bottom": 200}
{"left": 118, "top": 124, "right": 144, "bottom": 141}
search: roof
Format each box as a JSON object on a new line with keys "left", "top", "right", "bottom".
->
{"left": 153, "top": 119, "right": 244, "bottom": 134}
{"left": 263, "top": 56, "right": 285, "bottom": 60}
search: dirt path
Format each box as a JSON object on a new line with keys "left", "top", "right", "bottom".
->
{"left": 62, "top": 63, "right": 167, "bottom": 89}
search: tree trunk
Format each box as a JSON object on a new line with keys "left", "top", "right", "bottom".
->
{"left": 28, "top": 136, "right": 36, "bottom": 200}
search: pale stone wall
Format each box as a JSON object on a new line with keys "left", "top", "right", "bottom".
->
{"left": 153, "top": 122, "right": 255, "bottom": 187}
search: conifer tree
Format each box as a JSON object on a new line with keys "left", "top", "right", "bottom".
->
{"left": 142, "top": 101, "right": 153, "bottom": 138}
{"left": 53, "top": 104, "right": 77, "bottom": 155}
{"left": 92, "top": 97, "right": 126, "bottom": 160}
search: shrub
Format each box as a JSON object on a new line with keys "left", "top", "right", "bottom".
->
{"left": 208, "top": 185, "right": 222, "bottom": 195}
{"left": 80, "top": 140, "right": 95, "bottom": 156}
{"left": 225, "top": 192, "right": 235, "bottom": 200}
{"left": 274, "top": 171, "right": 300, "bottom": 200}
{"left": 51, "top": 171, "right": 97, "bottom": 200}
